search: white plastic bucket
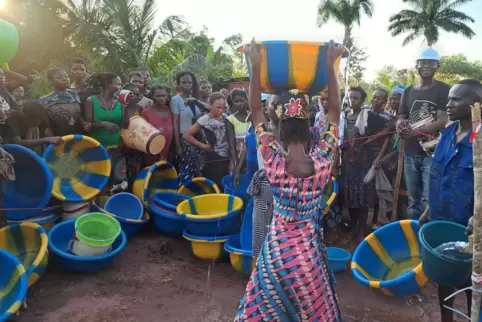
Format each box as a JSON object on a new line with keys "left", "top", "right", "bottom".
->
{"left": 62, "top": 202, "right": 91, "bottom": 221}
{"left": 70, "top": 239, "right": 112, "bottom": 257}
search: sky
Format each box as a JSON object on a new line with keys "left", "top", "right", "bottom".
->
{"left": 155, "top": 0, "right": 482, "bottom": 80}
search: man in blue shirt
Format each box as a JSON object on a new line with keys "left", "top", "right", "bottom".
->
{"left": 420, "top": 79, "right": 482, "bottom": 322}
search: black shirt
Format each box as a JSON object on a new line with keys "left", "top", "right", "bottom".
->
{"left": 400, "top": 81, "right": 451, "bottom": 155}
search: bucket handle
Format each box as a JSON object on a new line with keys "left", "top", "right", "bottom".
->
{"left": 442, "top": 286, "right": 481, "bottom": 321}
{"left": 419, "top": 231, "right": 472, "bottom": 263}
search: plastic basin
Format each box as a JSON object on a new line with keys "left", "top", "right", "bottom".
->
{"left": 0, "top": 222, "right": 49, "bottom": 288}
{"left": 321, "top": 177, "right": 338, "bottom": 215}
{"left": 75, "top": 213, "right": 121, "bottom": 247}
{"left": 149, "top": 203, "right": 185, "bottom": 237}
{"left": 48, "top": 219, "right": 127, "bottom": 273}
{"left": 222, "top": 173, "right": 250, "bottom": 201}
{"left": 0, "top": 249, "right": 28, "bottom": 322}
{"left": 182, "top": 229, "right": 237, "bottom": 261}
{"left": 2, "top": 144, "right": 53, "bottom": 220}
{"left": 184, "top": 210, "right": 241, "bottom": 237}
{"left": 43, "top": 135, "right": 111, "bottom": 202}
{"left": 178, "top": 177, "right": 221, "bottom": 196}
{"left": 104, "top": 192, "right": 143, "bottom": 221}
{"left": 225, "top": 236, "right": 254, "bottom": 276}
{"left": 92, "top": 203, "right": 150, "bottom": 238}
{"left": 176, "top": 194, "right": 243, "bottom": 220}
{"left": 151, "top": 192, "right": 190, "bottom": 213}
{"left": 351, "top": 220, "right": 428, "bottom": 296}
{"left": 238, "top": 40, "right": 349, "bottom": 94}
{"left": 419, "top": 221, "right": 472, "bottom": 287}
{"left": 327, "top": 247, "right": 351, "bottom": 272}
{"left": 133, "top": 160, "right": 178, "bottom": 206}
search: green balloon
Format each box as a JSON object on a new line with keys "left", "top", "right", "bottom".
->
{"left": 0, "top": 19, "right": 19, "bottom": 64}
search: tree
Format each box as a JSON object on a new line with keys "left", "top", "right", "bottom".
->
{"left": 436, "top": 54, "right": 482, "bottom": 84}
{"left": 388, "top": 0, "right": 475, "bottom": 46}
{"left": 316, "top": 0, "right": 374, "bottom": 49}
{"left": 347, "top": 45, "right": 368, "bottom": 83}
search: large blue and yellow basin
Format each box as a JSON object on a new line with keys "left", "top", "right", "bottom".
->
{"left": 322, "top": 177, "right": 338, "bottom": 215}
{"left": 176, "top": 194, "right": 243, "bottom": 220}
{"left": 225, "top": 236, "right": 254, "bottom": 276}
{"left": 351, "top": 220, "right": 428, "bottom": 296}
{"left": 178, "top": 177, "right": 221, "bottom": 197}
{"left": 238, "top": 41, "right": 349, "bottom": 94}
{"left": 43, "top": 135, "right": 111, "bottom": 202}
{"left": 0, "top": 222, "right": 49, "bottom": 288}
{"left": 182, "top": 229, "right": 237, "bottom": 261}
{"left": 3, "top": 144, "right": 53, "bottom": 220}
{"left": 0, "top": 249, "right": 28, "bottom": 322}
{"left": 133, "top": 160, "right": 178, "bottom": 206}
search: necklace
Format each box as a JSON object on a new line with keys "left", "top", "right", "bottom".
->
{"left": 100, "top": 95, "right": 115, "bottom": 116}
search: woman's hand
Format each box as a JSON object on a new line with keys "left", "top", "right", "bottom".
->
{"left": 372, "top": 157, "right": 382, "bottom": 169}
{"left": 466, "top": 216, "right": 474, "bottom": 236}
{"left": 244, "top": 38, "right": 261, "bottom": 66}
{"left": 229, "top": 158, "right": 236, "bottom": 174}
{"left": 234, "top": 170, "right": 241, "bottom": 187}
{"left": 202, "top": 143, "right": 213, "bottom": 152}
{"left": 0, "top": 147, "right": 14, "bottom": 163}
{"left": 101, "top": 121, "right": 120, "bottom": 133}
{"left": 185, "top": 97, "right": 197, "bottom": 107}
{"left": 44, "top": 137, "right": 64, "bottom": 145}
{"left": 325, "top": 40, "right": 343, "bottom": 66}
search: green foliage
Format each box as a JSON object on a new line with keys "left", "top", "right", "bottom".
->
{"left": 347, "top": 44, "right": 368, "bottom": 82}
{"left": 388, "top": 0, "right": 475, "bottom": 46}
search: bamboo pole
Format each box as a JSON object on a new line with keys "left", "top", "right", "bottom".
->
{"left": 471, "top": 102, "right": 482, "bottom": 321}
{"left": 391, "top": 139, "right": 405, "bottom": 221}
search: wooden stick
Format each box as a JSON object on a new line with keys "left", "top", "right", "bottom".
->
{"left": 471, "top": 102, "right": 482, "bottom": 321}
{"left": 391, "top": 139, "right": 405, "bottom": 221}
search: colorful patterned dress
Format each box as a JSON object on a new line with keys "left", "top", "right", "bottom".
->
{"left": 235, "top": 120, "right": 342, "bottom": 322}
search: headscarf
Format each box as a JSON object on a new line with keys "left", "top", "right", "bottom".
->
{"left": 276, "top": 89, "right": 309, "bottom": 120}
{"left": 391, "top": 85, "right": 406, "bottom": 95}
{"left": 39, "top": 90, "right": 80, "bottom": 108}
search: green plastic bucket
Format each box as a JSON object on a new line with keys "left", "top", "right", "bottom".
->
{"left": 75, "top": 212, "right": 121, "bottom": 247}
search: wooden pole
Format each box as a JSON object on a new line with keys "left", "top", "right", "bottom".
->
{"left": 471, "top": 102, "right": 482, "bottom": 321}
{"left": 391, "top": 138, "right": 405, "bottom": 221}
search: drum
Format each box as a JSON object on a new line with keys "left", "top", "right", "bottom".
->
{"left": 121, "top": 116, "right": 165, "bottom": 155}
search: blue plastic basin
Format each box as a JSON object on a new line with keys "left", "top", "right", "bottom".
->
{"left": 48, "top": 219, "right": 127, "bottom": 273}
{"left": 151, "top": 192, "right": 190, "bottom": 213}
{"left": 149, "top": 203, "right": 186, "bottom": 237}
{"left": 222, "top": 173, "right": 250, "bottom": 201}
{"left": 105, "top": 192, "right": 143, "bottom": 221}
{"left": 327, "top": 247, "right": 351, "bottom": 272}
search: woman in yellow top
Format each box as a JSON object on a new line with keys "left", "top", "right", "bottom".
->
{"left": 226, "top": 89, "right": 250, "bottom": 159}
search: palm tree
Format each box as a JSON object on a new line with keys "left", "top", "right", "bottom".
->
{"left": 316, "top": 0, "right": 374, "bottom": 49}
{"left": 388, "top": 0, "right": 475, "bottom": 46}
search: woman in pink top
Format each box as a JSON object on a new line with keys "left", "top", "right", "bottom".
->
{"left": 142, "top": 85, "right": 174, "bottom": 165}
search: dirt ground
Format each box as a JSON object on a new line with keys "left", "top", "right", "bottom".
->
{"left": 13, "top": 226, "right": 469, "bottom": 322}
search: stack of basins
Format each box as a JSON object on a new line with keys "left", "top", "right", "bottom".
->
{"left": 178, "top": 194, "right": 244, "bottom": 261}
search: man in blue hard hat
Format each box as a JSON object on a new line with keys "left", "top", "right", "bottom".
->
{"left": 396, "top": 48, "right": 451, "bottom": 220}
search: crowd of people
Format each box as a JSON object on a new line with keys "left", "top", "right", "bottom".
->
{"left": 0, "top": 38, "right": 481, "bottom": 321}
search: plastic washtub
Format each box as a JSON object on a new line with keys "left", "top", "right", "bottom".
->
{"left": 351, "top": 220, "right": 428, "bottom": 296}
{"left": 2, "top": 144, "right": 53, "bottom": 220}
{"left": 104, "top": 192, "right": 144, "bottom": 221}
{"left": 238, "top": 41, "right": 349, "bottom": 94}
{"left": 182, "top": 229, "right": 237, "bottom": 261}
{"left": 148, "top": 202, "right": 186, "bottom": 237}
{"left": 0, "top": 249, "right": 28, "bottom": 322}
{"left": 176, "top": 194, "right": 243, "bottom": 220}
{"left": 225, "top": 236, "right": 254, "bottom": 276}
{"left": 222, "top": 173, "right": 250, "bottom": 201}
{"left": 75, "top": 213, "right": 121, "bottom": 247}
{"left": 48, "top": 219, "right": 127, "bottom": 273}
{"left": 327, "top": 247, "right": 351, "bottom": 272}
{"left": 133, "top": 160, "right": 178, "bottom": 206}
{"left": 43, "top": 135, "right": 111, "bottom": 202}
{"left": 419, "top": 221, "right": 472, "bottom": 287}
{"left": 0, "top": 222, "right": 49, "bottom": 288}
{"left": 178, "top": 177, "right": 221, "bottom": 197}
{"left": 151, "top": 192, "right": 191, "bottom": 213}
{"left": 91, "top": 203, "right": 149, "bottom": 239}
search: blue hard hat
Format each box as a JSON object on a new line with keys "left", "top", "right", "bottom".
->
{"left": 418, "top": 47, "right": 441, "bottom": 61}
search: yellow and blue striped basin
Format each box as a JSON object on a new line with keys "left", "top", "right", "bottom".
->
{"left": 321, "top": 177, "right": 338, "bottom": 215}
{"left": 178, "top": 177, "right": 221, "bottom": 197}
{"left": 0, "top": 248, "right": 28, "bottom": 321}
{"left": 177, "top": 194, "right": 243, "bottom": 220}
{"left": 43, "top": 135, "right": 111, "bottom": 202}
{"left": 0, "top": 222, "right": 48, "bottom": 288}
{"left": 133, "top": 160, "right": 178, "bottom": 206}
{"left": 351, "top": 220, "right": 428, "bottom": 296}
{"left": 238, "top": 40, "right": 349, "bottom": 94}
{"left": 7, "top": 214, "right": 59, "bottom": 232}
